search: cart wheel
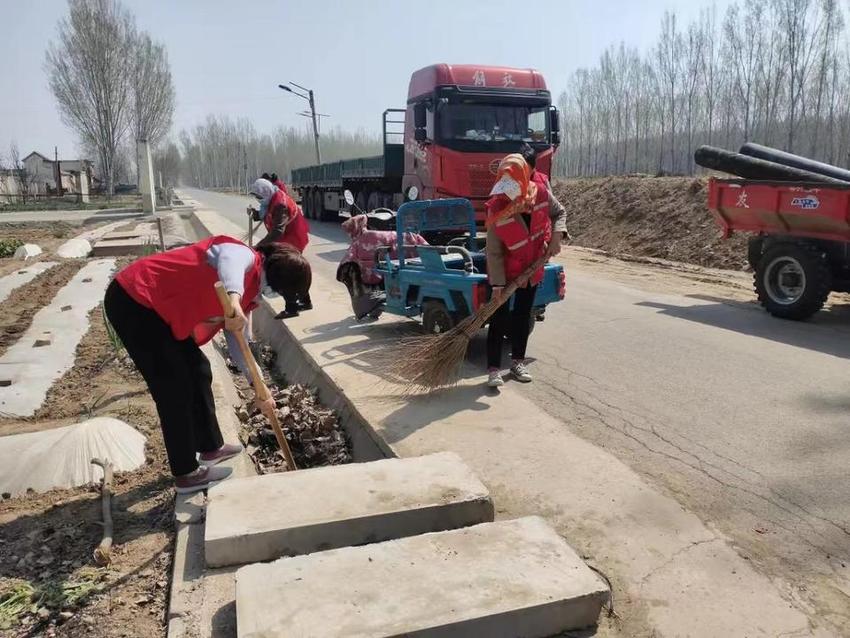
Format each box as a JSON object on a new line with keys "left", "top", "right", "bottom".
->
{"left": 422, "top": 300, "right": 457, "bottom": 335}
{"left": 754, "top": 242, "right": 831, "bottom": 320}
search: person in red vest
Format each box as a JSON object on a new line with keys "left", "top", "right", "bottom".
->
{"left": 484, "top": 146, "right": 568, "bottom": 388}
{"left": 103, "top": 236, "right": 311, "bottom": 493}
{"left": 249, "top": 177, "right": 312, "bottom": 318}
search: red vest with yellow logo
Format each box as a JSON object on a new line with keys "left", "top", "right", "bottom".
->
{"left": 490, "top": 171, "right": 552, "bottom": 285}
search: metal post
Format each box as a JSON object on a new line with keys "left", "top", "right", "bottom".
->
{"left": 156, "top": 217, "right": 165, "bottom": 252}
{"left": 308, "top": 89, "right": 321, "bottom": 165}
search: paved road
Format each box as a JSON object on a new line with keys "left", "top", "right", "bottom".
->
{"left": 184, "top": 187, "right": 850, "bottom": 630}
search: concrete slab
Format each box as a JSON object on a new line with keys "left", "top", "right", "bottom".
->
{"left": 0, "top": 262, "right": 57, "bottom": 303}
{"left": 56, "top": 237, "right": 92, "bottom": 258}
{"left": 236, "top": 516, "right": 608, "bottom": 638}
{"left": 13, "top": 243, "right": 42, "bottom": 260}
{"left": 91, "top": 237, "right": 156, "bottom": 256}
{"left": 0, "top": 258, "right": 115, "bottom": 416}
{"left": 204, "top": 451, "right": 493, "bottom": 567}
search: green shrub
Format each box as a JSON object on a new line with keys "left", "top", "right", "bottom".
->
{"left": 0, "top": 238, "right": 24, "bottom": 258}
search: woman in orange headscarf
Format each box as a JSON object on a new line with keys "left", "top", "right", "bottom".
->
{"left": 484, "top": 146, "right": 568, "bottom": 388}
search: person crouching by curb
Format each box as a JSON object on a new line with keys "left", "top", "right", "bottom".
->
{"left": 484, "top": 149, "right": 567, "bottom": 388}
{"left": 249, "top": 177, "right": 312, "bottom": 318}
{"left": 103, "top": 236, "right": 311, "bottom": 493}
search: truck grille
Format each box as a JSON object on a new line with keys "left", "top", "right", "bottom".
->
{"left": 468, "top": 165, "right": 494, "bottom": 197}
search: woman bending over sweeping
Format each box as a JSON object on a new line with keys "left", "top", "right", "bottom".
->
{"left": 104, "top": 236, "right": 311, "bottom": 493}
{"left": 337, "top": 213, "right": 428, "bottom": 319}
{"left": 485, "top": 146, "right": 569, "bottom": 388}
{"left": 249, "top": 177, "right": 312, "bottom": 318}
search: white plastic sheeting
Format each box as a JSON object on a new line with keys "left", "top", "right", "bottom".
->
{"left": 0, "top": 417, "right": 146, "bottom": 496}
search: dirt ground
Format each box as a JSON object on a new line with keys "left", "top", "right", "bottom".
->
{"left": 0, "top": 223, "right": 78, "bottom": 274}
{"left": 553, "top": 176, "right": 750, "bottom": 270}
{"left": 0, "top": 302, "right": 173, "bottom": 638}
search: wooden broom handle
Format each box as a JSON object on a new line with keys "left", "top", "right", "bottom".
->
{"left": 214, "top": 282, "right": 297, "bottom": 470}
{"left": 215, "top": 283, "right": 268, "bottom": 398}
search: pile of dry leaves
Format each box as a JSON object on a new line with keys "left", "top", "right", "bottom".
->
{"left": 227, "top": 346, "right": 351, "bottom": 473}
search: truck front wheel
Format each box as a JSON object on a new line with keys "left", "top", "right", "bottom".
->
{"left": 422, "top": 300, "right": 457, "bottom": 335}
{"left": 754, "top": 242, "right": 831, "bottom": 320}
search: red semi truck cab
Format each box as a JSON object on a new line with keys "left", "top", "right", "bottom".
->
{"left": 290, "top": 64, "right": 560, "bottom": 229}
{"left": 403, "top": 64, "right": 560, "bottom": 222}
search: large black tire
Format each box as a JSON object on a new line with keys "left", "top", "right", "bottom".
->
{"left": 422, "top": 300, "right": 457, "bottom": 335}
{"left": 302, "top": 189, "right": 314, "bottom": 220}
{"left": 754, "top": 242, "right": 831, "bottom": 320}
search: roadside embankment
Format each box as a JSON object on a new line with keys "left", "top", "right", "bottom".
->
{"left": 554, "top": 176, "right": 750, "bottom": 270}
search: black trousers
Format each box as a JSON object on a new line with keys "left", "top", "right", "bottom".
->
{"left": 283, "top": 290, "right": 312, "bottom": 312}
{"left": 486, "top": 284, "right": 537, "bottom": 369}
{"left": 103, "top": 280, "right": 223, "bottom": 476}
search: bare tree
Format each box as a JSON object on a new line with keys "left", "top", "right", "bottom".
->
{"left": 45, "top": 0, "right": 136, "bottom": 196}
{"left": 8, "top": 143, "right": 38, "bottom": 203}
{"left": 132, "top": 33, "right": 176, "bottom": 150}
{"left": 656, "top": 11, "right": 683, "bottom": 173}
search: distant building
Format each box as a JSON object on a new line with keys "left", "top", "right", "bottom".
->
{"left": 21, "top": 151, "right": 95, "bottom": 195}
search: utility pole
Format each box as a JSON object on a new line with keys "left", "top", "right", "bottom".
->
{"left": 306, "top": 87, "right": 321, "bottom": 165}
{"left": 279, "top": 82, "right": 323, "bottom": 165}
{"left": 243, "top": 146, "right": 248, "bottom": 195}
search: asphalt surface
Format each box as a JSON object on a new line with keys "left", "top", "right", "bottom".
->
{"left": 184, "top": 187, "right": 850, "bottom": 626}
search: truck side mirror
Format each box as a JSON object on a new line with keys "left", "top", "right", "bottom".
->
{"left": 413, "top": 102, "right": 428, "bottom": 143}
{"left": 550, "top": 106, "right": 561, "bottom": 145}
{"left": 414, "top": 103, "right": 427, "bottom": 129}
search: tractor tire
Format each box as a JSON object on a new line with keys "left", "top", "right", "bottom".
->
{"left": 422, "top": 300, "right": 457, "bottom": 335}
{"left": 747, "top": 236, "right": 765, "bottom": 271}
{"left": 754, "top": 242, "right": 831, "bottom": 320}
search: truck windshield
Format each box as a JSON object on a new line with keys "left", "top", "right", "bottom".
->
{"left": 437, "top": 103, "right": 549, "bottom": 148}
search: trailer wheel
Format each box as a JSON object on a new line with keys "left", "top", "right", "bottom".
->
{"left": 302, "top": 189, "right": 313, "bottom": 219}
{"left": 313, "top": 190, "right": 325, "bottom": 221}
{"left": 422, "top": 300, "right": 457, "bottom": 335}
{"left": 754, "top": 242, "right": 831, "bottom": 320}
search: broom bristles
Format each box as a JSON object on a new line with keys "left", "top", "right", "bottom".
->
{"left": 388, "top": 252, "right": 551, "bottom": 393}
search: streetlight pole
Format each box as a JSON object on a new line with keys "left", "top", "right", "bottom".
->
{"left": 279, "top": 82, "right": 322, "bottom": 165}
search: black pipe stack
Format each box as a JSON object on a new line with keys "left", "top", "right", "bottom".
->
{"left": 693, "top": 145, "right": 850, "bottom": 185}
{"left": 738, "top": 143, "right": 850, "bottom": 182}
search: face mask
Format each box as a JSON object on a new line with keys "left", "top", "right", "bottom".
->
{"left": 259, "top": 199, "right": 269, "bottom": 216}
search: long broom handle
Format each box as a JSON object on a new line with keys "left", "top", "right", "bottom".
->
{"left": 214, "top": 282, "right": 297, "bottom": 471}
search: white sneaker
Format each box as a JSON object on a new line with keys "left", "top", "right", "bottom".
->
{"left": 510, "top": 361, "right": 533, "bottom": 383}
{"left": 487, "top": 369, "right": 504, "bottom": 388}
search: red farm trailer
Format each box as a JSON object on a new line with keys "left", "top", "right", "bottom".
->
{"left": 707, "top": 177, "right": 850, "bottom": 319}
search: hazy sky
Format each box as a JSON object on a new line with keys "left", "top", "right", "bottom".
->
{"left": 0, "top": 0, "right": 729, "bottom": 160}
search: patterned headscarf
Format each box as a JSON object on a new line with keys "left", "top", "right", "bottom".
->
{"left": 485, "top": 154, "right": 538, "bottom": 227}
{"left": 248, "top": 178, "right": 277, "bottom": 206}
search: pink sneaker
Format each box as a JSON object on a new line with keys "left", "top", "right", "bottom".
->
{"left": 199, "top": 443, "right": 243, "bottom": 466}
{"left": 174, "top": 465, "right": 233, "bottom": 494}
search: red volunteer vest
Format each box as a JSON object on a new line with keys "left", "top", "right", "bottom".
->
{"left": 490, "top": 171, "right": 552, "bottom": 286}
{"left": 115, "top": 235, "right": 262, "bottom": 345}
{"left": 264, "top": 189, "right": 310, "bottom": 253}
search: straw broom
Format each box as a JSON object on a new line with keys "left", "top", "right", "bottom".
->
{"left": 389, "top": 252, "right": 551, "bottom": 392}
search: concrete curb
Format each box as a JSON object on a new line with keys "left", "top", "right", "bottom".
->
{"left": 166, "top": 341, "right": 257, "bottom": 638}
